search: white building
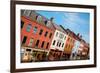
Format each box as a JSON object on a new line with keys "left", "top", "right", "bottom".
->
{"left": 50, "top": 24, "right": 68, "bottom": 51}
{"left": 70, "top": 40, "right": 80, "bottom": 59}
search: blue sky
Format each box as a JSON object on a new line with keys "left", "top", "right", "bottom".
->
{"left": 36, "top": 10, "right": 90, "bottom": 43}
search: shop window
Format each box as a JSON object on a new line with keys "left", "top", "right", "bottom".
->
{"left": 21, "top": 48, "right": 25, "bottom": 59}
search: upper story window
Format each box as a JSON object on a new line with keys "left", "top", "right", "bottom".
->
{"left": 35, "top": 40, "right": 40, "bottom": 47}
{"left": 59, "top": 33, "right": 64, "bottom": 39}
{"left": 22, "top": 36, "right": 27, "bottom": 45}
{"left": 26, "top": 24, "right": 32, "bottom": 32}
{"left": 62, "top": 43, "right": 64, "bottom": 47}
{"left": 21, "top": 20, "right": 24, "bottom": 29}
{"left": 59, "top": 42, "right": 61, "bottom": 47}
{"left": 44, "top": 31, "right": 48, "bottom": 37}
{"left": 57, "top": 41, "right": 59, "bottom": 46}
{"left": 46, "top": 42, "right": 49, "bottom": 49}
{"left": 26, "top": 49, "right": 31, "bottom": 52}
{"left": 36, "top": 15, "right": 42, "bottom": 23}
{"left": 41, "top": 41, "right": 45, "bottom": 48}
{"left": 39, "top": 29, "right": 43, "bottom": 35}
{"left": 49, "top": 33, "right": 52, "bottom": 38}
{"left": 33, "top": 26, "right": 37, "bottom": 34}
{"left": 28, "top": 38, "right": 34, "bottom": 47}
{"left": 53, "top": 40, "right": 56, "bottom": 45}
{"left": 56, "top": 32, "right": 58, "bottom": 37}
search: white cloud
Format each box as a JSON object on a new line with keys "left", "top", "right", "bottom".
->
{"left": 63, "top": 12, "right": 88, "bottom": 26}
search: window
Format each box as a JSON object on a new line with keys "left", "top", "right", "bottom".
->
{"left": 46, "top": 20, "right": 51, "bottom": 27}
{"left": 62, "top": 43, "right": 64, "bottom": 47}
{"left": 46, "top": 42, "right": 49, "bottom": 49}
{"left": 64, "top": 36, "right": 66, "bottom": 40}
{"left": 49, "top": 33, "right": 52, "bottom": 38}
{"left": 23, "top": 10, "right": 31, "bottom": 17}
{"left": 59, "top": 42, "right": 61, "bottom": 47}
{"left": 44, "top": 20, "right": 47, "bottom": 25}
{"left": 36, "top": 15, "right": 42, "bottom": 23}
{"left": 56, "top": 32, "right": 58, "bottom": 37}
{"left": 39, "top": 29, "right": 43, "bottom": 35}
{"left": 53, "top": 40, "right": 56, "bottom": 45}
{"left": 35, "top": 40, "right": 39, "bottom": 47}
{"left": 30, "top": 11, "right": 36, "bottom": 20}
{"left": 59, "top": 33, "right": 64, "bottom": 39}
{"left": 57, "top": 41, "right": 59, "bottom": 46}
{"left": 21, "top": 21, "right": 24, "bottom": 29}
{"left": 26, "top": 49, "right": 31, "bottom": 51}
{"left": 33, "top": 26, "right": 37, "bottom": 34}
{"left": 41, "top": 41, "right": 45, "bottom": 48}
{"left": 26, "top": 24, "right": 32, "bottom": 32}
{"left": 22, "top": 36, "right": 27, "bottom": 44}
{"left": 21, "top": 48, "right": 25, "bottom": 59}
{"left": 44, "top": 31, "right": 48, "bottom": 37}
{"left": 28, "top": 38, "right": 34, "bottom": 47}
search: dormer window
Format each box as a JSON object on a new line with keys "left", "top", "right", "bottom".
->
{"left": 23, "top": 10, "right": 31, "bottom": 17}
{"left": 36, "top": 15, "right": 42, "bottom": 23}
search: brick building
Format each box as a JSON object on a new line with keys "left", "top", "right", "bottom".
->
{"left": 21, "top": 10, "right": 55, "bottom": 50}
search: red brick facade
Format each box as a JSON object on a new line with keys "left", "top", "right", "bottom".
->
{"left": 21, "top": 16, "right": 54, "bottom": 50}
